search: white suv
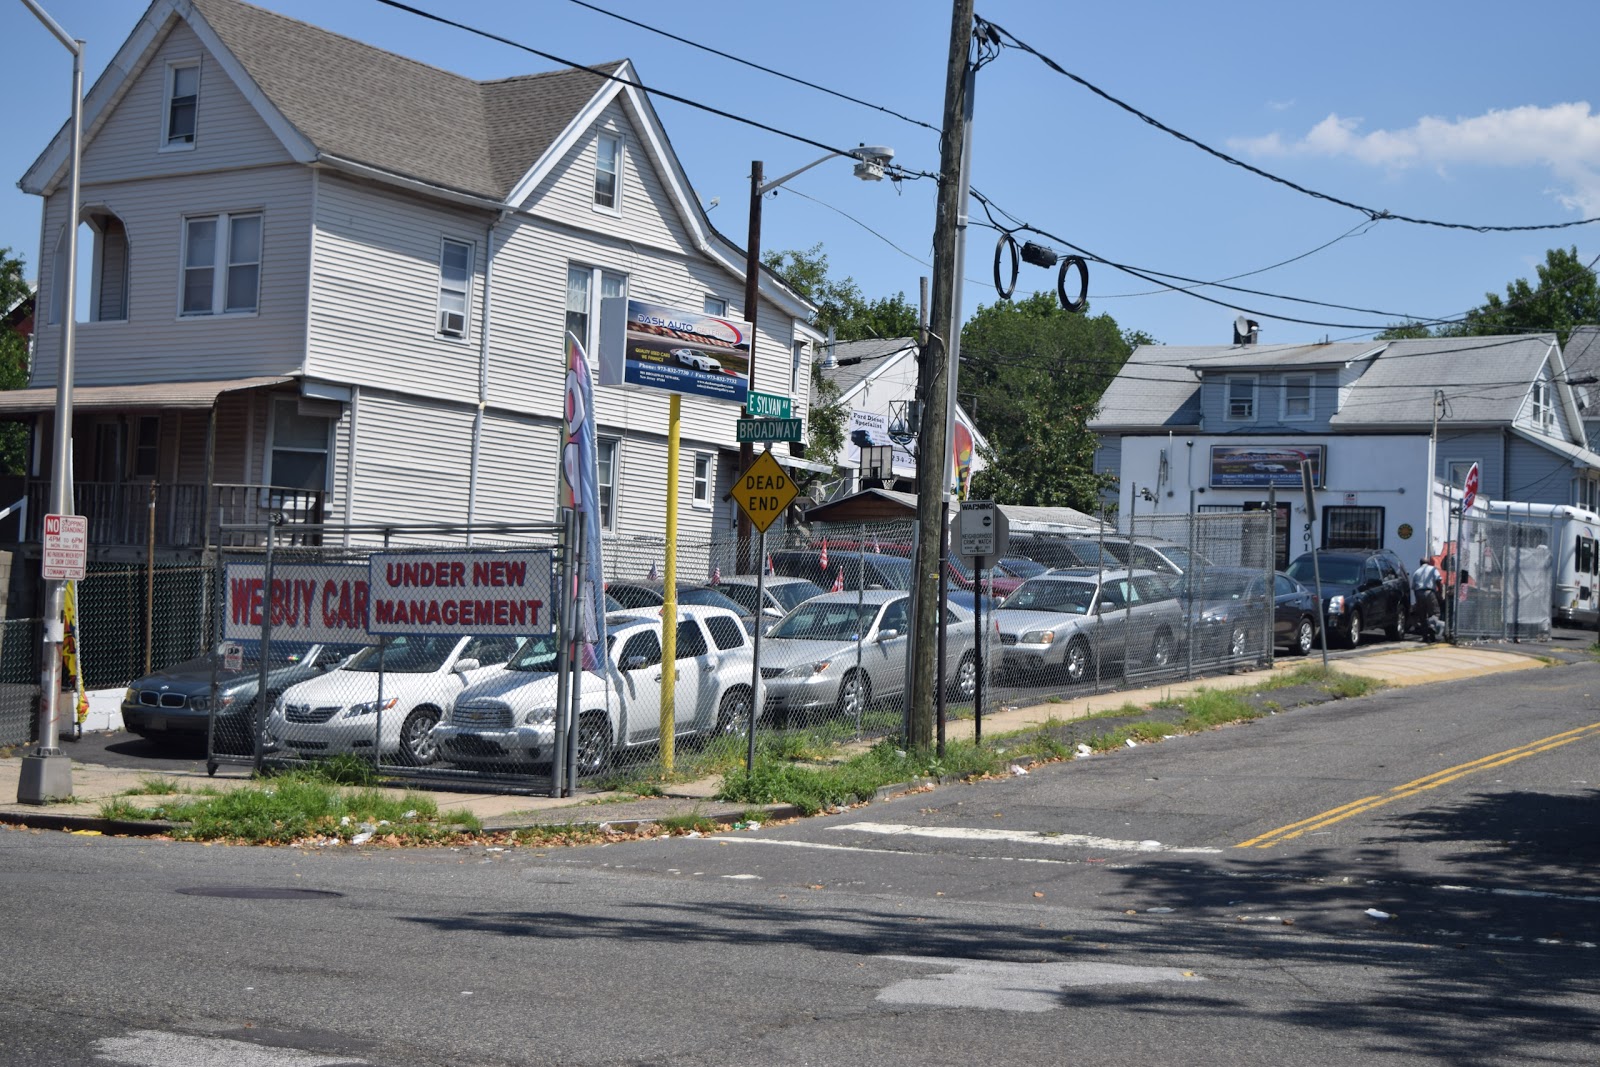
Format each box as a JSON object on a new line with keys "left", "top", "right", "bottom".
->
{"left": 434, "top": 605, "right": 755, "bottom": 776}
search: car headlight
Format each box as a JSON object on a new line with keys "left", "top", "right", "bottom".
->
{"left": 522, "top": 706, "right": 556, "bottom": 725}
{"left": 1019, "top": 630, "right": 1057, "bottom": 646}
{"left": 347, "top": 696, "right": 399, "bottom": 718}
{"left": 780, "top": 660, "right": 831, "bottom": 678}
{"left": 123, "top": 688, "right": 136, "bottom": 704}
{"left": 1327, "top": 596, "right": 1345, "bottom": 615}
{"left": 1200, "top": 610, "right": 1227, "bottom": 624}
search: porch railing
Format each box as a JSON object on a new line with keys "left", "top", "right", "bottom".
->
{"left": 21, "top": 481, "right": 325, "bottom": 549}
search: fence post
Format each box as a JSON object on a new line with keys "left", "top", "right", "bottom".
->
{"left": 1185, "top": 495, "right": 1196, "bottom": 681}
{"left": 144, "top": 482, "right": 157, "bottom": 675}
{"left": 253, "top": 518, "right": 275, "bottom": 774}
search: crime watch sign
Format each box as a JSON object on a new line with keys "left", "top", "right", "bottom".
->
{"left": 730, "top": 450, "right": 797, "bottom": 533}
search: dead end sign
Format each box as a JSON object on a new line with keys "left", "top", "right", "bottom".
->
{"left": 731, "top": 450, "right": 797, "bottom": 533}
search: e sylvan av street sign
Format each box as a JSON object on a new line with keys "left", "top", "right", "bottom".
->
{"left": 746, "top": 391, "right": 792, "bottom": 419}
{"left": 736, "top": 417, "right": 803, "bottom": 444}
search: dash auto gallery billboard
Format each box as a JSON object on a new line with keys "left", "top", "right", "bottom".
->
{"left": 598, "top": 298, "right": 751, "bottom": 406}
{"left": 1210, "top": 444, "right": 1326, "bottom": 489}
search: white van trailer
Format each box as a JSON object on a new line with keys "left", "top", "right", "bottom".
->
{"left": 1484, "top": 501, "right": 1600, "bottom": 627}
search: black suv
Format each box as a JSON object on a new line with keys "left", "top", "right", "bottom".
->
{"left": 1286, "top": 547, "right": 1410, "bottom": 647}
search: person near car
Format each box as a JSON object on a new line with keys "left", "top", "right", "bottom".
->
{"left": 1410, "top": 556, "right": 1444, "bottom": 642}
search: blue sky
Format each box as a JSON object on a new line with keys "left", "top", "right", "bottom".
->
{"left": 4, "top": 0, "right": 1598, "bottom": 348}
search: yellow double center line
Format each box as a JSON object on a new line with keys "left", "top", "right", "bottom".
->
{"left": 1236, "top": 720, "right": 1600, "bottom": 849}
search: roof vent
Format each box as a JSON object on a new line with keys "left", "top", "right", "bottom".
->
{"left": 1232, "top": 314, "right": 1260, "bottom": 346}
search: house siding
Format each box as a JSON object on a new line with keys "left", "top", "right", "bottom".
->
{"left": 33, "top": 164, "right": 312, "bottom": 388}
{"left": 1201, "top": 368, "right": 1336, "bottom": 432}
{"left": 1436, "top": 429, "right": 1506, "bottom": 500}
{"left": 346, "top": 390, "right": 474, "bottom": 535}
{"left": 1506, "top": 435, "right": 1578, "bottom": 505}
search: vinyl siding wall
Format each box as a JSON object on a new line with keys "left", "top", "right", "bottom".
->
{"left": 1200, "top": 368, "right": 1336, "bottom": 431}
{"left": 1436, "top": 429, "right": 1506, "bottom": 500}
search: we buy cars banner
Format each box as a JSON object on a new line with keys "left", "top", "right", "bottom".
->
{"left": 367, "top": 551, "right": 554, "bottom": 636}
{"left": 224, "top": 563, "right": 372, "bottom": 642}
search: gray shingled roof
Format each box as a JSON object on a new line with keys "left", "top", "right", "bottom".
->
{"left": 1563, "top": 326, "right": 1600, "bottom": 422}
{"left": 192, "top": 0, "right": 622, "bottom": 201}
{"left": 820, "top": 337, "right": 916, "bottom": 397}
{"left": 1181, "top": 340, "right": 1379, "bottom": 371}
{"left": 1088, "top": 345, "right": 1202, "bottom": 431}
{"left": 1330, "top": 335, "right": 1555, "bottom": 427}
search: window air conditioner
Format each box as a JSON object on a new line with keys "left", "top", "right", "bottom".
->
{"left": 440, "top": 310, "right": 466, "bottom": 337}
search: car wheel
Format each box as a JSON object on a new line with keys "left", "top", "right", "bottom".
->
{"left": 950, "top": 653, "right": 978, "bottom": 702}
{"left": 575, "top": 713, "right": 612, "bottom": 777}
{"left": 837, "top": 671, "right": 870, "bottom": 719}
{"left": 1346, "top": 608, "right": 1364, "bottom": 648}
{"left": 1150, "top": 628, "right": 1174, "bottom": 668}
{"left": 1291, "top": 617, "right": 1315, "bottom": 656}
{"left": 398, "top": 706, "right": 442, "bottom": 766}
{"left": 1063, "top": 638, "right": 1092, "bottom": 684}
{"left": 1383, "top": 610, "right": 1405, "bottom": 641}
{"left": 715, "top": 687, "right": 753, "bottom": 737}
{"left": 1227, "top": 624, "right": 1249, "bottom": 658}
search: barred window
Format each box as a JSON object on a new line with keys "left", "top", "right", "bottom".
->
{"left": 1323, "top": 506, "right": 1384, "bottom": 550}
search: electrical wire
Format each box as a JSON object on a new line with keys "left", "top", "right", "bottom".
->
{"left": 1093, "top": 219, "right": 1381, "bottom": 299}
{"left": 370, "top": 0, "right": 941, "bottom": 184}
{"left": 559, "top": 0, "right": 942, "bottom": 135}
{"left": 980, "top": 13, "right": 1600, "bottom": 234}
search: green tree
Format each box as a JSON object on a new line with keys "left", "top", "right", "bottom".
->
{"left": 1379, "top": 246, "right": 1599, "bottom": 346}
{"left": 0, "top": 248, "right": 30, "bottom": 475}
{"left": 961, "top": 292, "right": 1140, "bottom": 511}
{"left": 763, "top": 243, "right": 918, "bottom": 341}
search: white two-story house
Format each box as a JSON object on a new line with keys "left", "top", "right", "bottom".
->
{"left": 7, "top": 0, "right": 821, "bottom": 568}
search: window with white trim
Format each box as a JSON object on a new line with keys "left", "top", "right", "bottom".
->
{"left": 181, "top": 213, "right": 261, "bottom": 316}
{"left": 268, "top": 397, "right": 331, "bottom": 493}
{"left": 704, "top": 296, "right": 727, "bottom": 316}
{"left": 1282, "top": 373, "right": 1313, "bottom": 421}
{"left": 692, "top": 453, "right": 711, "bottom": 509}
{"left": 1531, "top": 376, "right": 1555, "bottom": 430}
{"left": 791, "top": 339, "right": 805, "bottom": 394}
{"left": 1225, "top": 375, "right": 1257, "bottom": 421}
{"left": 437, "top": 238, "right": 472, "bottom": 339}
{"left": 597, "top": 436, "right": 619, "bottom": 530}
{"left": 163, "top": 61, "right": 200, "bottom": 149}
{"left": 594, "top": 132, "right": 622, "bottom": 211}
{"left": 565, "top": 264, "right": 626, "bottom": 363}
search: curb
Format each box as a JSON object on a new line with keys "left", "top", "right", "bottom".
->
{"left": 1, "top": 811, "right": 174, "bottom": 837}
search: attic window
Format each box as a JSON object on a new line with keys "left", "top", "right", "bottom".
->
{"left": 594, "top": 132, "right": 621, "bottom": 211}
{"left": 164, "top": 61, "right": 200, "bottom": 149}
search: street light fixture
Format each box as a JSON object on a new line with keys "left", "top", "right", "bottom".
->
{"left": 17, "top": 0, "right": 83, "bottom": 804}
{"left": 737, "top": 144, "right": 894, "bottom": 568}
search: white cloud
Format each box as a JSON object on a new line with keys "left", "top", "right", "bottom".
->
{"left": 1229, "top": 102, "right": 1600, "bottom": 213}
{"left": 1266, "top": 98, "right": 1295, "bottom": 112}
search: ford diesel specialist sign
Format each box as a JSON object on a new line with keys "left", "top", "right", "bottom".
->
{"left": 599, "top": 298, "right": 752, "bottom": 406}
{"left": 366, "top": 551, "right": 553, "bottom": 636}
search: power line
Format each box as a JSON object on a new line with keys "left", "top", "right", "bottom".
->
{"left": 1093, "top": 219, "right": 1381, "bottom": 299}
{"left": 558, "top": 0, "right": 941, "bottom": 135}
{"left": 980, "top": 13, "right": 1600, "bottom": 234}
{"left": 370, "top": 0, "right": 941, "bottom": 183}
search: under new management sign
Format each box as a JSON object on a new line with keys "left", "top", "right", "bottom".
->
{"left": 367, "top": 551, "right": 554, "bottom": 636}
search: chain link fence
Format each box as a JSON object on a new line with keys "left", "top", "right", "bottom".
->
{"left": 0, "top": 617, "right": 40, "bottom": 747}
{"left": 1447, "top": 513, "right": 1551, "bottom": 641}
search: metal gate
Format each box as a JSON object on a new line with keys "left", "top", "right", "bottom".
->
{"left": 1447, "top": 513, "right": 1551, "bottom": 641}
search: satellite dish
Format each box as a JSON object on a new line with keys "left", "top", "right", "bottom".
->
{"left": 1234, "top": 314, "right": 1251, "bottom": 340}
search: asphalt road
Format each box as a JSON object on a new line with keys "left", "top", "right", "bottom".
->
{"left": 1, "top": 657, "right": 1596, "bottom": 1065}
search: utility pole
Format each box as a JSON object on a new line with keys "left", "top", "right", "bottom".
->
{"left": 907, "top": 0, "right": 975, "bottom": 751}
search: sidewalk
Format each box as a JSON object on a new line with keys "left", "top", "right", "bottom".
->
{"left": 0, "top": 641, "right": 1556, "bottom": 837}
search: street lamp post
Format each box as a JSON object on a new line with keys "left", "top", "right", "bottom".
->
{"left": 17, "top": 0, "right": 83, "bottom": 804}
{"left": 737, "top": 146, "right": 893, "bottom": 570}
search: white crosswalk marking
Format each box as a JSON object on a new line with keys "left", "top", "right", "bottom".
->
{"left": 833, "top": 821, "right": 1223, "bottom": 853}
{"left": 93, "top": 1030, "right": 366, "bottom": 1067}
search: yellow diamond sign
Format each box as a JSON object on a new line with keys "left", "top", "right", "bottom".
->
{"left": 731, "top": 450, "right": 798, "bottom": 533}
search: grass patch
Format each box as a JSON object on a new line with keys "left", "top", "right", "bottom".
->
{"left": 717, "top": 739, "right": 1006, "bottom": 816}
{"left": 657, "top": 812, "right": 720, "bottom": 834}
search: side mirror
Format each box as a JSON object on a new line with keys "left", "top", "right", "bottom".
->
{"left": 625, "top": 655, "right": 650, "bottom": 670}
{"left": 452, "top": 658, "right": 481, "bottom": 674}
{"left": 876, "top": 629, "right": 900, "bottom": 643}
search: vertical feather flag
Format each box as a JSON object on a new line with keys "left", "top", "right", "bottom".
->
{"left": 831, "top": 566, "right": 845, "bottom": 593}
{"left": 766, "top": 554, "right": 775, "bottom": 575}
{"left": 710, "top": 565, "right": 721, "bottom": 586}
{"left": 560, "top": 331, "right": 608, "bottom": 672}
{"left": 819, "top": 538, "right": 829, "bottom": 571}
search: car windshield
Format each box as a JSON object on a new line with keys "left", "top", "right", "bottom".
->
{"left": 344, "top": 635, "right": 461, "bottom": 674}
{"left": 204, "top": 640, "right": 334, "bottom": 672}
{"left": 769, "top": 602, "right": 882, "bottom": 641}
{"left": 1191, "top": 572, "right": 1253, "bottom": 601}
{"left": 1000, "top": 558, "right": 1048, "bottom": 579}
{"left": 1159, "top": 546, "right": 1194, "bottom": 571}
{"left": 678, "top": 587, "right": 745, "bottom": 613}
{"left": 864, "top": 556, "right": 914, "bottom": 590}
{"left": 507, "top": 634, "right": 560, "bottom": 673}
{"left": 771, "top": 581, "right": 823, "bottom": 611}
{"left": 1003, "top": 580, "right": 1096, "bottom": 614}
{"left": 1288, "top": 556, "right": 1362, "bottom": 585}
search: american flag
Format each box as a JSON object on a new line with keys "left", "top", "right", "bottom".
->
{"left": 819, "top": 538, "right": 829, "bottom": 571}
{"left": 766, "top": 554, "right": 775, "bottom": 575}
{"left": 710, "top": 565, "right": 721, "bottom": 585}
{"left": 831, "top": 566, "right": 845, "bottom": 593}
{"left": 871, "top": 533, "right": 882, "bottom": 554}
{"left": 647, "top": 560, "right": 658, "bottom": 581}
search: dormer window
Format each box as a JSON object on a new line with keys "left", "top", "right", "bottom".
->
{"left": 1531, "top": 377, "right": 1554, "bottom": 430}
{"left": 594, "top": 132, "right": 621, "bottom": 211}
{"left": 1226, "top": 375, "right": 1257, "bottom": 422}
{"left": 164, "top": 61, "right": 200, "bottom": 149}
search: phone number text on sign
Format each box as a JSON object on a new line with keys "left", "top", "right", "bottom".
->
{"left": 367, "top": 552, "right": 553, "bottom": 636}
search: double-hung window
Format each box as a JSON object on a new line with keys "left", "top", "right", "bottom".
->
{"left": 565, "top": 264, "right": 626, "bottom": 362}
{"left": 692, "top": 453, "right": 711, "bottom": 509}
{"left": 1531, "top": 377, "right": 1554, "bottom": 430}
{"left": 704, "top": 296, "right": 727, "bottom": 317}
{"left": 1282, "top": 374, "right": 1313, "bottom": 421}
{"left": 438, "top": 239, "right": 471, "bottom": 339}
{"left": 268, "top": 397, "right": 331, "bottom": 494}
{"left": 1225, "top": 375, "right": 1257, "bottom": 422}
{"left": 181, "top": 213, "right": 261, "bottom": 316}
{"left": 594, "top": 132, "right": 622, "bottom": 211}
{"left": 164, "top": 61, "right": 200, "bottom": 148}
{"left": 597, "top": 436, "right": 619, "bottom": 530}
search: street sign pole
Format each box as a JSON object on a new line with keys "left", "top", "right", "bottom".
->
{"left": 1302, "top": 462, "right": 1329, "bottom": 668}
{"left": 730, "top": 448, "right": 799, "bottom": 770}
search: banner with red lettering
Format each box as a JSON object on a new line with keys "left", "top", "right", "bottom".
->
{"left": 367, "top": 551, "right": 554, "bottom": 636}
{"left": 223, "top": 563, "right": 372, "bottom": 643}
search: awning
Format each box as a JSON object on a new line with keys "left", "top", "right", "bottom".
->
{"left": 0, "top": 376, "right": 295, "bottom": 415}
{"left": 719, "top": 445, "right": 835, "bottom": 474}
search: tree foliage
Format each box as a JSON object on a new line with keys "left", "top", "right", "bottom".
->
{"left": 1380, "top": 246, "right": 1599, "bottom": 347}
{"left": 961, "top": 292, "right": 1142, "bottom": 512}
{"left": 763, "top": 243, "right": 918, "bottom": 342}
{"left": 0, "top": 248, "right": 29, "bottom": 475}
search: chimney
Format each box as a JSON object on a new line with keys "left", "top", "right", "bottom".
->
{"left": 822, "top": 325, "right": 838, "bottom": 369}
{"left": 1232, "top": 317, "right": 1260, "bottom": 346}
